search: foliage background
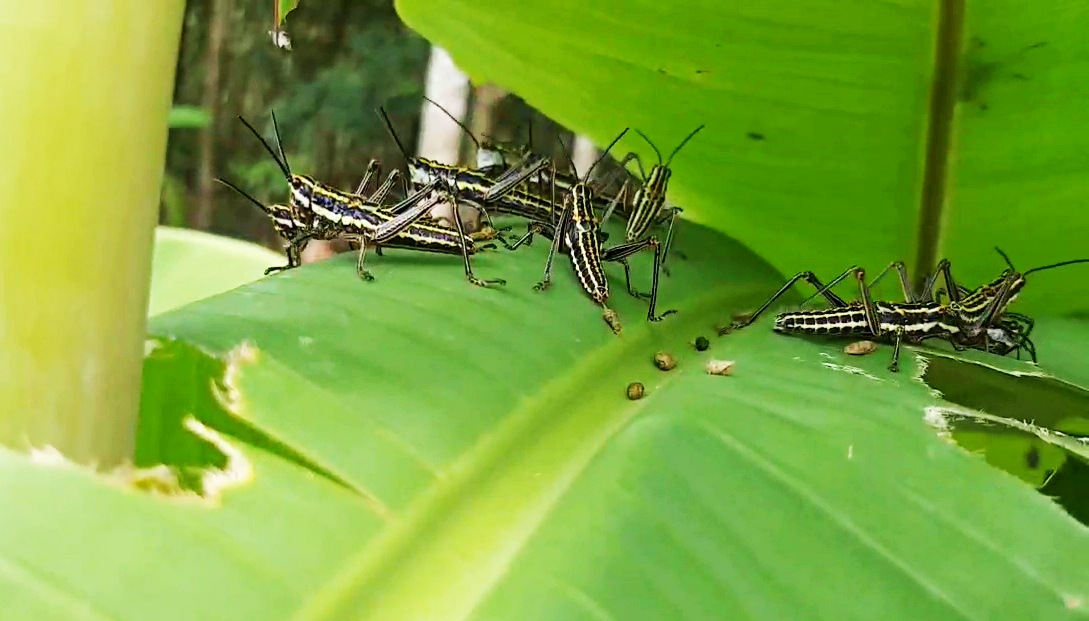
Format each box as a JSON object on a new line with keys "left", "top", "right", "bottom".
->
{"left": 155, "top": 0, "right": 1089, "bottom": 532}
{"left": 7, "top": 0, "right": 1075, "bottom": 619}
{"left": 165, "top": 0, "right": 582, "bottom": 251}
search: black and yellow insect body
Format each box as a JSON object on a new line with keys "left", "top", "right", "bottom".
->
{"left": 624, "top": 125, "right": 704, "bottom": 239}
{"left": 419, "top": 97, "right": 631, "bottom": 227}
{"left": 510, "top": 128, "right": 678, "bottom": 334}
{"left": 377, "top": 106, "right": 556, "bottom": 238}
{"left": 725, "top": 249, "right": 1089, "bottom": 370}
{"left": 763, "top": 269, "right": 963, "bottom": 371}
{"left": 291, "top": 175, "right": 505, "bottom": 287}
{"left": 215, "top": 176, "right": 317, "bottom": 275}
{"left": 600, "top": 124, "right": 705, "bottom": 270}
{"left": 564, "top": 184, "right": 611, "bottom": 305}
{"left": 221, "top": 113, "right": 504, "bottom": 288}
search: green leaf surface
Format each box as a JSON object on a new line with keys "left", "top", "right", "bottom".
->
{"left": 167, "top": 105, "right": 211, "bottom": 129}
{"left": 1024, "top": 316, "right": 1089, "bottom": 391}
{"left": 395, "top": 0, "right": 1089, "bottom": 316}
{"left": 5, "top": 219, "right": 1088, "bottom": 620}
{"left": 149, "top": 226, "right": 284, "bottom": 317}
{"left": 0, "top": 440, "right": 381, "bottom": 621}
{"left": 917, "top": 319, "right": 1089, "bottom": 517}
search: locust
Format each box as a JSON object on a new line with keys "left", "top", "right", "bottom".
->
{"left": 221, "top": 112, "right": 505, "bottom": 287}
{"left": 601, "top": 124, "right": 705, "bottom": 270}
{"left": 377, "top": 106, "right": 559, "bottom": 237}
{"left": 418, "top": 98, "right": 632, "bottom": 226}
{"left": 507, "top": 128, "right": 677, "bottom": 334}
{"left": 724, "top": 250, "right": 1088, "bottom": 370}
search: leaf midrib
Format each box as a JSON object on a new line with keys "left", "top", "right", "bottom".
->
{"left": 914, "top": 0, "right": 966, "bottom": 289}
{"left": 285, "top": 286, "right": 767, "bottom": 621}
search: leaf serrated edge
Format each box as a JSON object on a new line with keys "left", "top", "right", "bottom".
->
{"left": 20, "top": 415, "right": 253, "bottom": 506}
{"left": 924, "top": 404, "right": 1089, "bottom": 465}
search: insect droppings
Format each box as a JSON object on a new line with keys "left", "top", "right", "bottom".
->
{"left": 706, "top": 360, "right": 736, "bottom": 376}
{"left": 844, "top": 340, "right": 878, "bottom": 356}
{"left": 627, "top": 382, "right": 645, "bottom": 400}
{"left": 654, "top": 352, "right": 677, "bottom": 371}
{"left": 603, "top": 308, "right": 622, "bottom": 335}
{"left": 694, "top": 336, "right": 710, "bottom": 351}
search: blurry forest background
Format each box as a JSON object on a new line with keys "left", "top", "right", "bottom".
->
{"left": 165, "top": 0, "right": 608, "bottom": 262}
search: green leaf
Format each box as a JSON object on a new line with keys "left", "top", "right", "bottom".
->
{"left": 167, "top": 105, "right": 211, "bottom": 129}
{"left": 277, "top": 0, "right": 300, "bottom": 27}
{"left": 159, "top": 172, "right": 189, "bottom": 228}
{"left": 921, "top": 344, "right": 1089, "bottom": 486}
{"left": 395, "top": 0, "right": 1089, "bottom": 316}
{"left": 914, "top": 318, "right": 1089, "bottom": 522}
{"left": 0, "top": 438, "right": 382, "bottom": 621}
{"left": 149, "top": 226, "right": 284, "bottom": 316}
{"left": 6, "top": 220, "right": 1087, "bottom": 619}
{"left": 1023, "top": 316, "right": 1089, "bottom": 391}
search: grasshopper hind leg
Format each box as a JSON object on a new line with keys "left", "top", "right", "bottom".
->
{"left": 451, "top": 193, "right": 505, "bottom": 288}
{"left": 887, "top": 327, "right": 905, "bottom": 372}
{"left": 619, "top": 259, "right": 651, "bottom": 300}
{"left": 355, "top": 237, "right": 376, "bottom": 281}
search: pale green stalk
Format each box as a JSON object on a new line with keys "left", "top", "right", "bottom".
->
{"left": 0, "top": 2, "right": 185, "bottom": 467}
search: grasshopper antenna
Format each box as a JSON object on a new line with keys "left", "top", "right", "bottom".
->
{"left": 633, "top": 130, "right": 663, "bottom": 166}
{"left": 215, "top": 177, "right": 270, "bottom": 212}
{"left": 994, "top": 247, "right": 1017, "bottom": 271}
{"left": 238, "top": 114, "right": 291, "bottom": 178}
{"left": 584, "top": 128, "right": 630, "bottom": 182}
{"left": 1023, "top": 257, "right": 1089, "bottom": 276}
{"left": 632, "top": 124, "right": 704, "bottom": 167}
{"left": 422, "top": 96, "right": 480, "bottom": 151}
{"left": 996, "top": 246, "right": 1089, "bottom": 276}
{"left": 270, "top": 110, "right": 291, "bottom": 176}
{"left": 665, "top": 124, "right": 705, "bottom": 166}
{"left": 557, "top": 133, "right": 574, "bottom": 177}
{"left": 376, "top": 106, "right": 411, "bottom": 164}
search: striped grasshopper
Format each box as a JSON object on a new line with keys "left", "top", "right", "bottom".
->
{"left": 419, "top": 96, "right": 534, "bottom": 175}
{"left": 377, "top": 106, "right": 560, "bottom": 237}
{"left": 417, "top": 98, "right": 633, "bottom": 227}
{"left": 507, "top": 128, "right": 677, "bottom": 334}
{"left": 600, "top": 124, "right": 705, "bottom": 271}
{"left": 725, "top": 250, "right": 1089, "bottom": 370}
{"left": 222, "top": 113, "right": 505, "bottom": 287}
{"left": 862, "top": 255, "right": 1040, "bottom": 362}
{"left": 724, "top": 266, "right": 971, "bottom": 371}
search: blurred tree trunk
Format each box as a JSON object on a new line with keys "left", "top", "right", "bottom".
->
{"left": 193, "top": 0, "right": 231, "bottom": 230}
{"left": 570, "top": 135, "right": 598, "bottom": 177}
{"left": 417, "top": 46, "right": 469, "bottom": 165}
{"left": 417, "top": 46, "right": 475, "bottom": 228}
{"left": 468, "top": 84, "right": 506, "bottom": 162}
